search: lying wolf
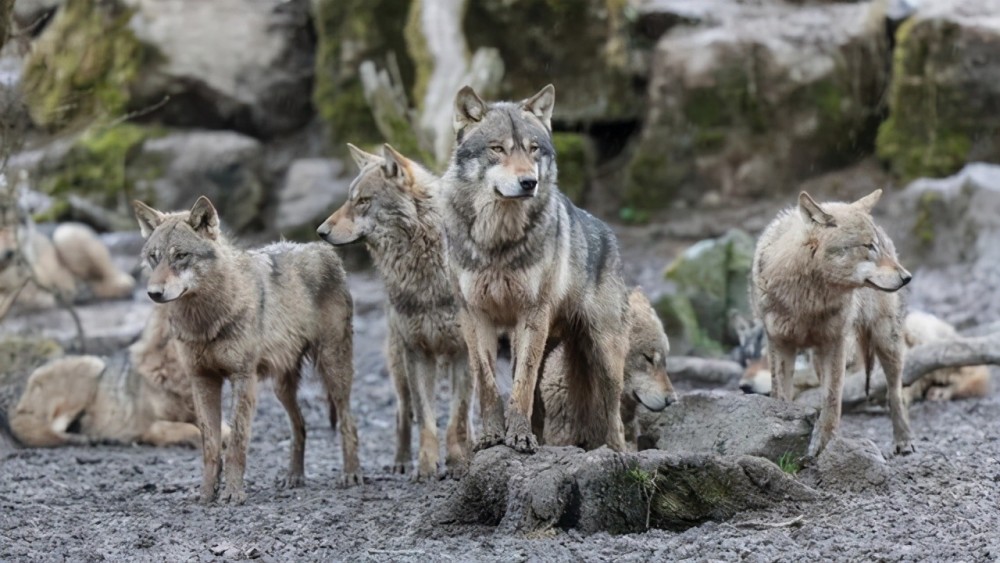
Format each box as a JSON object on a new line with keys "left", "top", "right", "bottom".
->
{"left": 6, "top": 306, "right": 218, "bottom": 449}
{"left": 535, "top": 288, "right": 677, "bottom": 449}
{"left": 318, "top": 143, "right": 473, "bottom": 480}
{"left": 0, "top": 220, "right": 135, "bottom": 316}
{"left": 751, "top": 189, "right": 913, "bottom": 457}
{"left": 134, "top": 196, "right": 360, "bottom": 504}
{"left": 441, "top": 84, "right": 631, "bottom": 453}
{"left": 738, "top": 311, "right": 990, "bottom": 403}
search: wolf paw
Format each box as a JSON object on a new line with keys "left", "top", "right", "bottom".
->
{"left": 894, "top": 441, "right": 916, "bottom": 456}
{"left": 391, "top": 461, "right": 410, "bottom": 475}
{"left": 505, "top": 431, "right": 538, "bottom": 454}
{"left": 276, "top": 472, "right": 305, "bottom": 489}
{"left": 218, "top": 485, "right": 247, "bottom": 505}
{"left": 340, "top": 472, "right": 363, "bottom": 487}
{"left": 473, "top": 433, "right": 505, "bottom": 452}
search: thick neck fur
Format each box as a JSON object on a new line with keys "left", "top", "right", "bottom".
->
{"left": 167, "top": 242, "right": 255, "bottom": 343}
{"left": 365, "top": 188, "right": 449, "bottom": 296}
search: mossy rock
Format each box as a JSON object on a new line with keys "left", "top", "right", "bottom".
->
{"left": 0, "top": 0, "right": 13, "bottom": 51}
{"left": 552, "top": 132, "right": 595, "bottom": 205}
{"left": 311, "top": 0, "right": 414, "bottom": 151}
{"left": 21, "top": 0, "right": 157, "bottom": 130}
{"left": 663, "top": 229, "right": 754, "bottom": 348}
{"left": 464, "top": 0, "right": 640, "bottom": 124}
{"left": 654, "top": 293, "right": 722, "bottom": 357}
{"left": 875, "top": 11, "right": 1000, "bottom": 182}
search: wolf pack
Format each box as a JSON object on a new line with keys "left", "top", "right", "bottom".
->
{"left": 4, "top": 84, "right": 981, "bottom": 505}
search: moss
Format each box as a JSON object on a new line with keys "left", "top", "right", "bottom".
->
{"left": 404, "top": 0, "right": 433, "bottom": 113}
{"left": 654, "top": 293, "right": 724, "bottom": 357}
{"left": 36, "top": 123, "right": 163, "bottom": 219}
{"left": 21, "top": 0, "right": 157, "bottom": 131}
{"left": 552, "top": 133, "right": 593, "bottom": 205}
{"left": 913, "top": 190, "right": 941, "bottom": 247}
{"left": 312, "top": 0, "right": 414, "bottom": 152}
{"left": 0, "top": 337, "right": 63, "bottom": 380}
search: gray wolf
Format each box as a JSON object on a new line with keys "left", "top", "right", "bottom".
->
{"left": 317, "top": 143, "right": 473, "bottom": 480}
{"left": 133, "top": 196, "right": 359, "bottom": 504}
{"left": 738, "top": 311, "right": 990, "bottom": 403}
{"left": 6, "top": 306, "right": 230, "bottom": 449}
{"left": 440, "top": 84, "right": 631, "bottom": 453}
{"left": 535, "top": 287, "right": 677, "bottom": 449}
{"left": 750, "top": 189, "right": 914, "bottom": 457}
{"left": 0, "top": 218, "right": 135, "bottom": 316}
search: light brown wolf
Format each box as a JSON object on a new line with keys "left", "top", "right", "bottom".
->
{"left": 751, "top": 189, "right": 913, "bottom": 457}
{"left": 7, "top": 306, "right": 223, "bottom": 449}
{"left": 0, "top": 221, "right": 135, "bottom": 316}
{"left": 441, "top": 84, "right": 631, "bottom": 453}
{"left": 133, "top": 196, "right": 359, "bottom": 504}
{"left": 535, "top": 288, "right": 677, "bottom": 449}
{"left": 738, "top": 311, "right": 990, "bottom": 403}
{"left": 318, "top": 143, "right": 473, "bottom": 480}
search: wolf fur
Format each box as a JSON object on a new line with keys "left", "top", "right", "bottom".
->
{"left": 0, "top": 220, "right": 135, "bottom": 316}
{"left": 6, "top": 305, "right": 225, "bottom": 448}
{"left": 318, "top": 143, "right": 473, "bottom": 480}
{"left": 750, "top": 189, "right": 914, "bottom": 457}
{"left": 535, "top": 288, "right": 677, "bottom": 449}
{"left": 133, "top": 196, "right": 359, "bottom": 505}
{"left": 738, "top": 311, "right": 990, "bottom": 403}
{"left": 440, "top": 84, "right": 631, "bottom": 453}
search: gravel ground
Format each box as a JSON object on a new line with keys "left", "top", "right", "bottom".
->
{"left": 3, "top": 201, "right": 1000, "bottom": 561}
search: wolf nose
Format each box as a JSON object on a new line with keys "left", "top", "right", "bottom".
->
{"left": 519, "top": 177, "right": 537, "bottom": 192}
{"left": 900, "top": 273, "right": 912, "bottom": 286}
{"left": 147, "top": 289, "right": 164, "bottom": 303}
{"left": 316, "top": 224, "right": 330, "bottom": 240}
{"left": 739, "top": 383, "right": 755, "bottom": 394}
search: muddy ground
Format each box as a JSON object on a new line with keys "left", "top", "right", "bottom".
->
{"left": 3, "top": 187, "right": 1000, "bottom": 561}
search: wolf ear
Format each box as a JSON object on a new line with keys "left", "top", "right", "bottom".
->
{"left": 798, "top": 191, "right": 836, "bottom": 227}
{"left": 132, "top": 200, "right": 165, "bottom": 239}
{"left": 521, "top": 84, "right": 555, "bottom": 131}
{"left": 853, "top": 188, "right": 883, "bottom": 213}
{"left": 346, "top": 143, "right": 380, "bottom": 171}
{"left": 188, "top": 196, "right": 220, "bottom": 240}
{"left": 381, "top": 144, "right": 410, "bottom": 183}
{"left": 454, "top": 85, "right": 487, "bottom": 133}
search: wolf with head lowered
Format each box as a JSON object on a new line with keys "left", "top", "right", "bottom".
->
{"left": 441, "top": 84, "right": 631, "bottom": 453}
{"left": 133, "top": 197, "right": 360, "bottom": 504}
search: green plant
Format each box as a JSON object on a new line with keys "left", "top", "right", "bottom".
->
{"left": 778, "top": 452, "right": 801, "bottom": 475}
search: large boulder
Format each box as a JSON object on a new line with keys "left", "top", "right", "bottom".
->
{"left": 876, "top": 0, "right": 1000, "bottom": 182}
{"left": 625, "top": 2, "right": 889, "bottom": 210}
{"left": 22, "top": 0, "right": 316, "bottom": 138}
{"left": 273, "top": 158, "right": 351, "bottom": 241}
{"left": 464, "top": 0, "right": 641, "bottom": 125}
{"left": 638, "top": 391, "right": 817, "bottom": 463}
{"left": 426, "top": 445, "right": 817, "bottom": 535}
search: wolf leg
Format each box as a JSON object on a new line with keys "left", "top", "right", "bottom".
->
{"left": 317, "top": 316, "right": 362, "bottom": 486}
{"left": 876, "top": 335, "right": 914, "bottom": 455}
{"left": 273, "top": 370, "right": 306, "bottom": 489}
{"left": 586, "top": 328, "right": 629, "bottom": 452}
{"left": 220, "top": 373, "right": 256, "bottom": 505}
{"left": 768, "top": 340, "right": 797, "bottom": 401}
{"left": 445, "top": 356, "right": 473, "bottom": 478}
{"left": 412, "top": 354, "right": 440, "bottom": 481}
{"left": 461, "top": 309, "right": 503, "bottom": 450}
{"left": 506, "top": 306, "right": 552, "bottom": 453}
{"left": 808, "top": 339, "right": 846, "bottom": 457}
{"left": 190, "top": 373, "right": 223, "bottom": 504}
{"left": 388, "top": 327, "right": 412, "bottom": 475}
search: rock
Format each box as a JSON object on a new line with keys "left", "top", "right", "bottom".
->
{"left": 625, "top": 1, "right": 889, "bottom": 210}
{"left": 638, "top": 391, "right": 817, "bottom": 463}
{"left": 552, "top": 133, "right": 595, "bottom": 205}
{"left": 426, "top": 445, "right": 817, "bottom": 535}
{"left": 654, "top": 292, "right": 718, "bottom": 356}
{"left": 803, "top": 436, "right": 890, "bottom": 492}
{"left": 464, "top": 0, "right": 641, "bottom": 125}
{"left": 1, "top": 298, "right": 150, "bottom": 357}
{"left": 12, "top": 0, "right": 61, "bottom": 29}
{"left": 663, "top": 228, "right": 754, "bottom": 348}
{"left": 127, "top": 130, "right": 265, "bottom": 232}
{"left": 876, "top": 0, "right": 1000, "bottom": 182}
{"left": 274, "top": 158, "right": 350, "bottom": 241}
{"left": 311, "top": 0, "right": 413, "bottom": 150}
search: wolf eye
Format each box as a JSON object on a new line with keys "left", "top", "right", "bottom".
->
{"left": 863, "top": 243, "right": 877, "bottom": 251}
{"left": 174, "top": 251, "right": 190, "bottom": 261}
{"left": 643, "top": 353, "right": 654, "bottom": 364}
{"left": 529, "top": 144, "right": 540, "bottom": 154}
{"left": 356, "top": 197, "right": 371, "bottom": 207}
{"left": 489, "top": 145, "right": 505, "bottom": 155}
{"left": 147, "top": 251, "right": 160, "bottom": 266}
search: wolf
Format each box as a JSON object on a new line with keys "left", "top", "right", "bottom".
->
{"left": 535, "top": 288, "right": 677, "bottom": 449}
{"left": 6, "top": 306, "right": 229, "bottom": 449}
{"left": 440, "top": 84, "right": 631, "bottom": 453}
{"left": 0, "top": 219, "right": 135, "bottom": 316}
{"left": 737, "top": 311, "right": 990, "bottom": 403}
{"left": 750, "top": 189, "right": 913, "bottom": 457}
{"left": 317, "top": 143, "right": 473, "bottom": 480}
{"left": 133, "top": 196, "right": 360, "bottom": 504}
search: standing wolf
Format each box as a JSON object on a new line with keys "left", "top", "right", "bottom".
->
{"left": 751, "top": 189, "right": 914, "bottom": 457}
{"left": 441, "top": 84, "right": 631, "bottom": 453}
{"left": 318, "top": 143, "right": 473, "bottom": 480}
{"left": 133, "top": 196, "right": 360, "bottom": 504}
